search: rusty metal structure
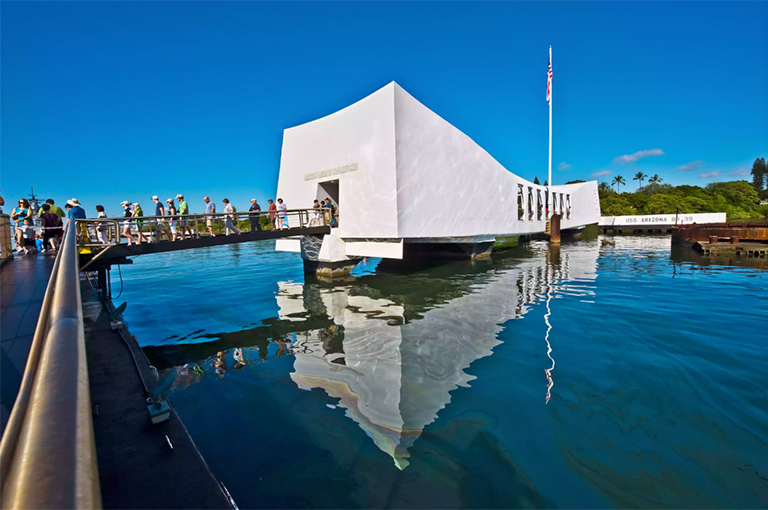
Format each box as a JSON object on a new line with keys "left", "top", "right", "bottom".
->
{"left": 671, "top": 222, "right": 768, "bottom": 245}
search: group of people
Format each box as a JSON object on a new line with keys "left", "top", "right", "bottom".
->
{"left": 4, "top": 192, "right": 340, "bottom": 254}
{"left": 8, "top": 197, "right": 82, "bottom": 254}
{"left": 116, "top": 195, "right": 292, "bottom": 245}
{"left": 310, "top": 198, "right": 339, "bottom": 227}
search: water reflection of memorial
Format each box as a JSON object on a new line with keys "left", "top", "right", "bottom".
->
{"left": 145, "top": 242, "right": 599, "bottom": 469}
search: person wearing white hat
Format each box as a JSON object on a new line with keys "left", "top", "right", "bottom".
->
{"left": 120, "top": 201, "right": 137, "bottom": 245}
{"left": 151, "top": 196, "right": 171, "bottom": 242}
{"left": 65, "top": 198, "right": 86, "bottom": 220}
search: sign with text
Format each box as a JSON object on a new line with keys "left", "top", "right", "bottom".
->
{"left": 599, "top": 212, "right": 726, "bottom": 227}
{"left": 304, "top": 163, "right": 358, "bottom": 181}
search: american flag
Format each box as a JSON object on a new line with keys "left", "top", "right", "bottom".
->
{"left": 546, "top": 52, "right": 553, "bottom": 104}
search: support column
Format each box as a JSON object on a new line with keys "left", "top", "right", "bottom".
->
{"left": 549, "top": 214, "right": 561, "bottom": 245}
{"left": 300, "top": 234, "right": 361, "bottom": 277}
{"left": 97, "top": 267, "right": 109, "bottom": 300}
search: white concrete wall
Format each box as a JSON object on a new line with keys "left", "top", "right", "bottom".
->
{"left": 599, "top": 212, "right": 726, "bottom": 227}
{"left": 394, "top": 84, "right": 599, "bottom": 238}
{"left": 276, "top": 82, "right": 601, "bottom": 259}
{"left": 276, "top": 84, "right": 399, "bottom": 238}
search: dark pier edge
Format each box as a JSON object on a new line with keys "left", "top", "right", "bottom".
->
{"left": 81, "top": 279, "right": 234, "bottom": 510}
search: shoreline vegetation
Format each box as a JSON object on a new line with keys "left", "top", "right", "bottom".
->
{"left": 566, "top": 158, "right": 768, "bottom": 220}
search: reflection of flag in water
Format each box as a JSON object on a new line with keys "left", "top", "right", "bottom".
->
{"left": 546, "top": 53, "right": 553, "bottom": 104}
{"left": 544, "top": 279, "right": 555, "bottom": 404}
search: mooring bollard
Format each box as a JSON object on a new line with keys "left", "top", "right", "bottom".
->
{"left": 709, "top": 235, "right": 719, "bottom": 244}
{"left": 730, "top": 236, "right": 739, "bottom": 245}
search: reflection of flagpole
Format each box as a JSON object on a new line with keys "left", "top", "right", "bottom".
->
{"left": 543, "top": 269, "right": 555, "bottom": 404}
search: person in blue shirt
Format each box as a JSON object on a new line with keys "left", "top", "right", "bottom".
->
{"left": 66, "top": 198, "right": 86, "bottom": 220}
{"left": 65, "top": 198, "right": 87, "bottom": 240}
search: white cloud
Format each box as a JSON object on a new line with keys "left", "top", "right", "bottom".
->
{"left": 591, "top": 170, "right": 612, "bottom": 177}
{"left": 676, "top": 160, "right": 703, "bottom": 172}
{"left": 557, "top": 162, "right": 571, "bottom": 171}
{"left": 729, "top": 167, "right": 748, "bottom": 176}
{"left": 698, "top": 171, "right": 720, "bottom": 179}
{"left": 613, "top": 149, "right": 665, "bottom": 164}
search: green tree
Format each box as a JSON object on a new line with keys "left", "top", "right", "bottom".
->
{"left": 612, "top": 175, "right": 626, "bottom": 193}
{"left": 565, "top": 180, "right": 586, "bottom": 184}
{"left": 648, "top": 174, "right": 663, "bottom": 185}
{"left": 601, "top": 194, "right": 637, "bottom": 216}
{"left": 633, "top": 172, "right": 646, "bottom": 189}
{"left": 597, "top": 177, "right": 767, "bottom": 219}
{"left": 751, "top": 157, "right": 766, "bottom": 192}
{"left": 534, "top": 176, "right": 540, "bottom": 185}
{"left": 598, "top": 182, "right": 613, "bottom": 200}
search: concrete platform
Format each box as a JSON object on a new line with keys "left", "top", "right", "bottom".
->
{"left": 0, "top": 253, "right": 55, "bottom": 434}
{"left": 82, "top": 282, "right": 233, "bottom": 509}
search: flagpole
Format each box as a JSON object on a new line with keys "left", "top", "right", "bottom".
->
{"left": 548, "top": 45, "right": 553, "bottom": 193}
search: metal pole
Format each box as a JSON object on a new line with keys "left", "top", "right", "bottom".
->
{"left": 548, "top": 45, "right": 553, "bottom": 190}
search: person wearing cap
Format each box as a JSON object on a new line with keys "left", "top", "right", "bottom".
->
{"left": 121, "top": 201, "right": 137, "bottom": 245}
{"left": 176, "top": 194, "right": 194, "bottom": 239}
{"left": 166, "top": 199, "right": 178, "bottom": 241}
{"left": 152, "top": 196, "right": 171, "bottom": 242}
{"left": 248, "top": 198, "right": 262, "bottom": 232}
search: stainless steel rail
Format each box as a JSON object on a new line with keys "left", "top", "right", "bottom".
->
{"left": 0, "top": 216, "right": 102, "bottom": 509}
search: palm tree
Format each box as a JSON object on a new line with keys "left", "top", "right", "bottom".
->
{"left": 648, "top": 174, "right": 663, "bottom": 185}
{"left": 612, "top": 175, "right": 626, "bottom": 193}
{"left": 633, "top": 171, "right": 646, "bottom": 189}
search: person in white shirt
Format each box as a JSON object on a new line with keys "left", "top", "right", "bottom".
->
{"left": 222, "top": 198, "right": 240, "bottom": 235}
{"left": 95, "top": 205, "right": 110, "bottom": 244}
{"left": 22, "top": 218, "right": 37, "bottom": 254}
{"left": 276, "top": 198, "right": 287, "bottom": 230}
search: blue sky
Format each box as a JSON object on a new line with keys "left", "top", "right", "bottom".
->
{"left": 2, "top": 1, "right": 767, "bottom": 216}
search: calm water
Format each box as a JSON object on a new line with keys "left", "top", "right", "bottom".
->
{"left": 117, "top": 236, "right": 768, "bottom": 509}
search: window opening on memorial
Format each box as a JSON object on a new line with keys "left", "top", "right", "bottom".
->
{"left": 537, "top": 190, "right": 543, "bottom": 220}
{"left": 566, "top": 194, "right": 571, "bottom": 219}
{"left": 528, "top": 187, "right": 534, "bottom": 220}
{"left": 517, "top": 185, "right": 525, "bottom": 220}
{"left": 545, "top": 191, "right": 549, "bottom": 217}
{"left": 559, "top": 193, "right": 564, "bottom": 215}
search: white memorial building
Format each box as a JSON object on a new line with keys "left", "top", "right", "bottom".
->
{"left": 275, "top": 82, "right": 601, "bottom": 271}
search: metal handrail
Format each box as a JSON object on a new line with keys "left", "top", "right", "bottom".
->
{"left": 0, "top": 216, "right": 102, "bottom": 509}
{"left": 76, "top": 208, "right": 334, "bottom": 248}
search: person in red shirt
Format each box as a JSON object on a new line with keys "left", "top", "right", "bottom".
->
{"left": 268, "top": 199, "right": 277, "bottom": 229}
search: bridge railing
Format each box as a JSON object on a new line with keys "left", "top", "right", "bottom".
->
{"left": 76, "top": 208, "right": 331, "bottom": 248}
{"left": 0, "top": 216, "right": 102, "bottom": 509}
